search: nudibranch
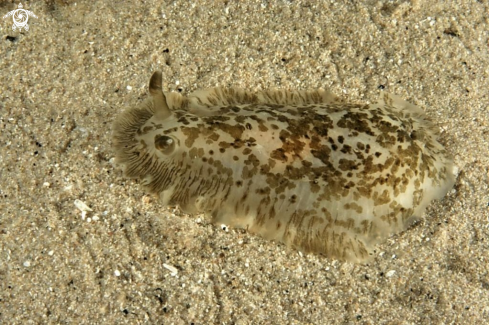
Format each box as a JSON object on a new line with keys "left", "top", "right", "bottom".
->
{"left": 112, "top": 71, "right": 455, "bottom": 262}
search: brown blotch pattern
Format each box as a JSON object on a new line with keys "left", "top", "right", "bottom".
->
{"left": 113, "top": 76, "right": 456, "bottom": 263}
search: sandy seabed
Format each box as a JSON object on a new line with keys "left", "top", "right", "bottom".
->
{"left": 1, "top": 1, "right": 488, "bottom": 324}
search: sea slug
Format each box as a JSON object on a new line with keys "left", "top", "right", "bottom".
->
{"left": 112, "top": 71, "right": 455, "bottom": 262}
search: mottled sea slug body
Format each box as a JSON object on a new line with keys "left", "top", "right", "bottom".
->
{"left": 113, "top": 71, "right": 455, "bottom": 262}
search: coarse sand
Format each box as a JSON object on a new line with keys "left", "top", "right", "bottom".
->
{"left": 1, "top": 1, "right": 488, "bottom": 324}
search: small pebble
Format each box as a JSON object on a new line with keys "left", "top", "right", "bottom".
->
{"left": 386, "top": 270, "right": 396, "bottom": 277}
